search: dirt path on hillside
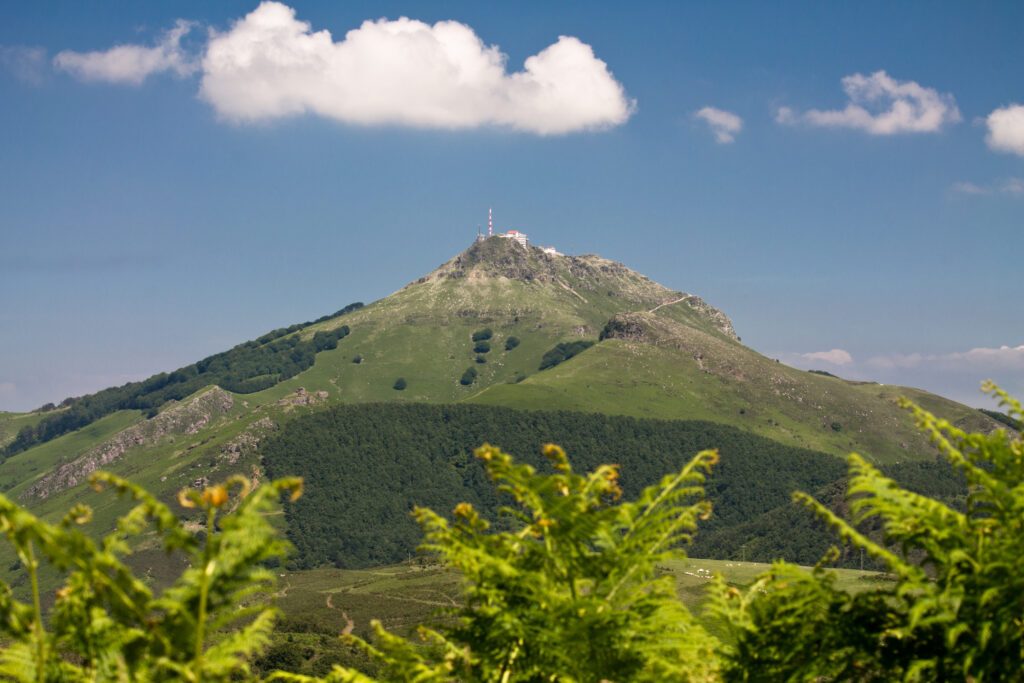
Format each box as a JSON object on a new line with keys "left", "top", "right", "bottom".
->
{"left": 325, "top": 593, "right": 355, "bottom": 635}
{"left": 649, "top": 296, "right": 689, "bottom": 314}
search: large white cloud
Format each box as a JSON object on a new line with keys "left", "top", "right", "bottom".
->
{"left": 54, "top": 19, "right": 196, "bottom": 85}
{"left": 777, "top": 70, "right": 960, "bottom": 135}
{"left": 985, "top": 104, "right": 1024, "bottom": 156}
{"left": 694, "top": 106, "right": 742, "bottom": 143}
{"left": 198, "top": 2, "right": 633, "bottom": 134}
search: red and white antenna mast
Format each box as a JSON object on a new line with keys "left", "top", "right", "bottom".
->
{"left": 488, "top": 207, "right": 493, "bottom": 237}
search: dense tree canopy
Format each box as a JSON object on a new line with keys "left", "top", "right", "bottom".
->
{"left": 261, "top": 403, "right": 960, "bottom": 570}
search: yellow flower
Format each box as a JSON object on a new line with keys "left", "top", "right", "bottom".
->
{"left": 542, "top": 443, "right": 565, "bottom": 460}
{"left": 202, "top": 485, "right": 229, "bottom": 508}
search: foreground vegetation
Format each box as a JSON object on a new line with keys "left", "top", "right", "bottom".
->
{"left": 0, "top": 386, "right": 1019, "bottom": 680}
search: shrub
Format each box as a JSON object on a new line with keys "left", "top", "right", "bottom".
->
{"left": 504, "top": 336, "right": 520, "bottom": 351}
{"left": 0, "top": 473, "right": 301, "bottom": 681}
{"left": 459, "top": 367, "right": 478, "bottom": 386}
{"left": 333, "top": 443, "right": 721, "bottom": 681}
{"left": 830, "top": 421, "right": 842, "bottom": 432}
{"left": 473, "top": 340, "right": 491, "bottom": 354}
{"left": 539, "top": 340, "right": 595, "bottom": 370}
{"left": 352, "top": 355, "right": 363, "bottom": 364}
{"left": 710, "top": 382, "right": 1024, "bottom": 681}
{"left": 471, "top": 328, "right": 493, "bottom": 342}
{"left": 475, "top": 354, "right": 487, "bottom": 364}
{"left": 393, "top": 378, "right": 407, "bottom": 391}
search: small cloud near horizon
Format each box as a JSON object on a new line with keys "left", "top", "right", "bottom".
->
{"left": 776, "top": 343, "right": 1024, "bottom": 409}
{"left": 694, "top": 106, "right": 742, "bottom": 143}
{"left": 799, "top": 348, "right": 854, "bottom": 366}
{"left": 950, "top": 177, "right": 1024, "bottom": 197}
{"left": 776, "top": 70, "right": 960, "bottom": 135}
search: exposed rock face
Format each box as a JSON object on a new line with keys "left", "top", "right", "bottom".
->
{"left": 420, "top": 237, "right": 674, "bottom": 305}
{"left": 277, "top": 387, "right": 329, "bottom": 408}
{"left": 220, "top": 416, "right": 276, "bottom": 465}
{"left": 678, "top": 295, "right": 738, "bottom": 340}
{"left": 24, "top": 387, "right": 234, "bottom": 500}
{"left": 412, "top": 237, "right": 738, "bottom": 340}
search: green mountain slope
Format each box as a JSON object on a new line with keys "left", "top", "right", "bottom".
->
{"left": 469, "top": 311, "right": 994, "bottom": 462}
{"left": 0, "top": 236, "right": 1002, "bottom": 576}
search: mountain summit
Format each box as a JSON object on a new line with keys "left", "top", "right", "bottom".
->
{"left": 0, "top": 238, "right": 1000, "bottom": 538}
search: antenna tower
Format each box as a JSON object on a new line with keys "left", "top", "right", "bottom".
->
{"left": 488, "top": 207, "right": 493, "bottom": 237}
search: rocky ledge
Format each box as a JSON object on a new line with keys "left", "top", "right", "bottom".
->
{"left": 24, "top": 387, "right": 234, "bottom": 500}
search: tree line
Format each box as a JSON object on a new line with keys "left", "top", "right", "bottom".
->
{"left": 3, "top": 303, "right": 363, "bottom": 458}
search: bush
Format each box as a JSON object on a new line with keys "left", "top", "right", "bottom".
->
{"left": 334, "top": 444, "right": 721, "bottom": 681}
{"left": 0, "top": 473, "right": 301, "bottom": 680}
{"left": 830, "top": 421, "right": 842, "bottom": 432}
{"left": 475, "top": 354, "right": 487, "bottom": 364}
{"left": 393, "top": 378, "right": 407, "bottom": 391}
{"left": 459, "top": 367, "right": 478, "bottom": 386}
{"left": 352, "top": 355, "right": 363, "bottom": 364}
{"left": 710, "top": 382, "right": 1024, "bottom": 681}
{"left": 471, "top": 328, "right": 493, "bottom": 342}
{"left": 473, "top": 340, "right": 491, "bottom": 354}
{"left": 504, "top": 336, "right": 520, "bottom": 351}
{"left": 539, "top": 340, "right": 595, "bottom": 370}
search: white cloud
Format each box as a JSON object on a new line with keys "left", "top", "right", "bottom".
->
{"left": 985, "top": 104, "right": 1024, "bottom": 156}
{"left": 54, "top": 19, "right": 197, "bottom": 85}
{"left": 777, "top": 70, "right": 960, "bottom": 135}
{"left": 950, "top": 181, "right": 991, "bottom": 196}
{"left": 800, "top": 349, "right": 854, "bottom": 366}
{"left": 0, "top": 46, "right": 47, "bottom": 84}
{"left": 199, "top": 2, "right": 634, "bottom": 134}
{"left": 950, "top": 177, "right": 1024, "bottom": 197}
{"left": 1003, "top": 177, "right": 1024, "bottom": 195}
{"left": 694, "top": 106, "right": 742, "bottom": 143}
{"left": 866, "top": 345, "right": 1024, "bottom": 370}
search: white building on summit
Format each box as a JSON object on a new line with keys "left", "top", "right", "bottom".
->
{"left": 503, "top": 229, "right": 528, "bottom": 247}
{"left": 474, "top": 209, "right": 545, "bottom": 250}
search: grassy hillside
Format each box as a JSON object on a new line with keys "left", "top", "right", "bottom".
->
{"left": 262, "top": 558, "right": 887, "bottom": 676}
{"left": 0, "top": 410, "right": 48, "bottom": 449}
{"left": 470, "top": 314, "right": 994, "bottom": 462}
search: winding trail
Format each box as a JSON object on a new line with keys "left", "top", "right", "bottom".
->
{"left": 325, "top": 593, "right": 355, "bottom": 635}
{"left": 649, "top": 296, "right": 689, "bottom": 314}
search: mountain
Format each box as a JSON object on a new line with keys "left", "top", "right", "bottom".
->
{"left": 0, "top": 236, "right": 1001, "bottom": 575}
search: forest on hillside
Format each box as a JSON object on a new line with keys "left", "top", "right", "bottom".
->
{"left": 262, "top": 403, "right": 961, "bottom": 569}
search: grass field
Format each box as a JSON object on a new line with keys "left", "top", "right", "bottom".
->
{"left": 273, "top": 558, "right": 885, "bottom": 640}
{"left": 259, "top": 557, "right": 889, "bottom": 674}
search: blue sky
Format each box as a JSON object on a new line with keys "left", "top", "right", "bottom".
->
{"left": 1, "top": 1, "right": 1022, "bottom": 411}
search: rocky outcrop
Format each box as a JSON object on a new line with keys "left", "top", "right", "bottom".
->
{"left": 277, "top": 387, "right": 329, "bottom": 409}
{"left": 220, "top": 417, "right": 276, "bottom": 465}
{"left": 679, "top": 295, "right": 738, "bottom": 341}
{"left": 24, "top": 388, "right": 234, "bottom": 500}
